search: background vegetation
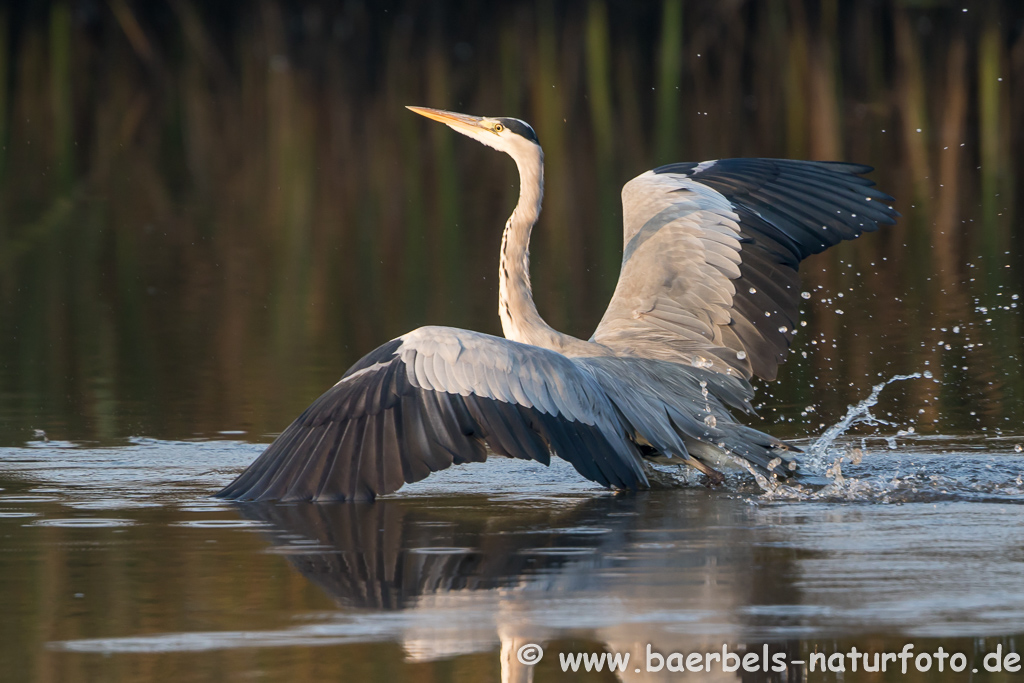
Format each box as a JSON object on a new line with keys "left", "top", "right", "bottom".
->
{"left": 1, "top": 0, "right": 1023, "bottom": 444}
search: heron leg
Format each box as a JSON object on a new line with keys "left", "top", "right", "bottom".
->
{"left": 638, "top": 455, "right": 725, "bottom": 487}
{"left": 685, "top": 456, "right": 726, "bottom": 486}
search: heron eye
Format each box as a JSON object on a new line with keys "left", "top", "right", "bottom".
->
{"left": 493, "top": 123, "right": 504, "bottom": 132}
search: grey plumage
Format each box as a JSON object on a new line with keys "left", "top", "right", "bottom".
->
{"left": 217, "top": 107, "right": 897, "bottom": 502}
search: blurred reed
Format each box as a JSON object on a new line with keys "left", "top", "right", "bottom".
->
{"left": 0, "top": 0, "right": 1022, "bottom": 445}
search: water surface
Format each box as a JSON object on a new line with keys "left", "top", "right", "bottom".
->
{"left": 2, "top": 433, "right": 1023, "bottom": 682}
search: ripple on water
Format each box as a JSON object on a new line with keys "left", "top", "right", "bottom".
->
{"left": 407, "top": 547, "right": 477, "bottom": 555}
{"left": 32, "top": 518, "right": 135, "bottom": 528}
{"left": 66, "top": 499, "right": 163, "bottom": 511}
{"left": 543, "top": 526, "right": 614, "bottom": 535}
{"left": 519, "top": 547, "right": 598, "bottom": 556}
{"left": 263, "top": 544, "right": 339, "bottom": 555}
{"left": 175, "top": 499, "right": 238, "bottom": 513}
{"left": 172, "top": 519, "right": 271, "bottom": 529}
{"left": 0, "top": 495, "right": 62, "bottom": 503}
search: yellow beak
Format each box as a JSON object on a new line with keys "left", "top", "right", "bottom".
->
{"left": 406, "top": 106, "right": 485, "bottom": 134}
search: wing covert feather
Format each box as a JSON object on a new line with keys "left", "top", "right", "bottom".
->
{"left": 592, "top": 158, "right": 897, "bottom": 380}
{"left": 217, "top": 327, "right": 648, "bottom": 501}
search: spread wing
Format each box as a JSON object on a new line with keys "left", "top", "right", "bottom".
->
{"left": 591, "top": 159, "right": 898, "bottom": 380}
{"left": 216, "top": 326, "right": 647, "bottom": 502}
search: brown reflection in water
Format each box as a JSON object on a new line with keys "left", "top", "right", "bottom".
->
{"left": 0, "top": 1, "right": 1022, "bottom": 446}
{"left": 226, "top": 491, "right": 813, "bottom": 683}
{"left": 18, "top": 485, "right": 1019, "bottom": 683}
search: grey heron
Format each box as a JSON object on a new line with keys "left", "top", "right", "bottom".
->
{"left": 217, "top": 106, "right": 897, "bottom": 502}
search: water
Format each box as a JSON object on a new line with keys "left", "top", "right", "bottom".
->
{"left": 2, "top": 2, "right": 1024, "bottom": 681}
{"left": 1, "top": 420, "right": 1022, "bottom": 681}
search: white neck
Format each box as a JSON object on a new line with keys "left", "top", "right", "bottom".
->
{"left": 497, "top": 145, "right": 571, "bottom": 350}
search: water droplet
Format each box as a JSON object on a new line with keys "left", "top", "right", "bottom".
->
{"left": 704, "top": 414, "right": 717, "bottom": 428}
{"left": 778, "top": 326, "right": 788, "bottom": 333}
{"left": 835, "top": 309, "right": 844, "bottom": 315}
{"left": 800, "top": 291, "right": 811, "bottom": 299}
{"left": 1015, "top": 445, "right": 1022, "bottom": 453}
{"left": 736, "top": 350, "right": 747, "bottom": 360}
{"left": 923, "top": 370, "right": 933, "bottom": 378}
{"left": 749, "top": 287, "right": 756, "bottom": 294}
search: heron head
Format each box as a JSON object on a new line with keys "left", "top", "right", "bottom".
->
{"left": 407, "top": 106, "right": 540, "bottom": 157}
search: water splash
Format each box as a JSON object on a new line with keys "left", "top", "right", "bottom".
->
{"left": 805, "top": 373, "right": 922, "bottom": 469}
{"left": 752, "top": 373, "right": 927, "bottom": 501}
{"left": 752, "top": 374, "right": 1023, "bottom": 505}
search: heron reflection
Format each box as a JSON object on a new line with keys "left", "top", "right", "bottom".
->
{"left": 238, "top": 492, "right": 804, "bottom": 682}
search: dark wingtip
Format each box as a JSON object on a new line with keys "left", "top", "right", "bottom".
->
{"left": 213, "top": 484, "right": 235, "bottom": 499}
{"left": 815, "top": 160, "right": 874, "bottom": 175}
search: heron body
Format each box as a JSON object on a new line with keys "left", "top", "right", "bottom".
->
{"left": 217, "top": 107, "right": 897, "bottom": 502}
